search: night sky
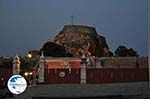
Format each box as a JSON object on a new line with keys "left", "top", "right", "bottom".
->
{"left": 0, "top": 0, "right": 148, "bottom": 56}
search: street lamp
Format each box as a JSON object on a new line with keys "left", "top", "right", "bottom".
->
{"left": 24, "top": 72, "right": 33, "bottom": 84}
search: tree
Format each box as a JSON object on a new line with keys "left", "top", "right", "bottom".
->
{"left": 128, "top": 48, "right": 138, "bottom": 57}
{"left": 115, "top": 46, "right": 128, "bottom": 57}
{"left": 40, "top": 41, "right": 73, "bottom": 57}
{"left": 108, "top": 51, "right": 114, "bottom": 57}
{"left": 115, "top": 45, "right": 138, "bottom": 57}
{"left": 0, "top": 59, "right": 12, "bottom": 69}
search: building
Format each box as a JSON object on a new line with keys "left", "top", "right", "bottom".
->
{"left": 37, "top": 54, "right": 149, "bottom": 84}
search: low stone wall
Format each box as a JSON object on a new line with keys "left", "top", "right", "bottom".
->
{"left": 62, "top": 25, "right": 97, "bottom": 34}
{"left": 44, "top": 57, "right": 148, "bottom": 68}
{"left": 93, "top": 57, "right": 148, "bottom": 68}
{"left": 137, "top": 57, "right": 149, "bottom": 68}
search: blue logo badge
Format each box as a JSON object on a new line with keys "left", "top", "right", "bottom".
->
{"left": 7, "top": 75, "right": 27, "bottom": 94}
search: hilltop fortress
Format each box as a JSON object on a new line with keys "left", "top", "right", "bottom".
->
{"left": 61, "top": 25, "right": 97, "bottom": 35}
{"left": 54, "top": 25, "right": 112, "bottom": 57}
{"left": 0, "top": 25, "right": 149, "bottom": 98}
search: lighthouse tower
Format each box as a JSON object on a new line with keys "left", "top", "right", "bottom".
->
{"left": 13, "top": 54, "right": 21, "bottom": 75}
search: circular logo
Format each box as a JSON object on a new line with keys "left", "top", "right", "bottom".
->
{"left": 7, "top": 75, "right": 27, "bottom": 94}
{"left": 59, "top": 72, "right": 65, "bottom": 77}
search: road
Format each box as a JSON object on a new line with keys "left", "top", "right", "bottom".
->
{"left": 2, "top": 82, "right": 150, "bottom": 99}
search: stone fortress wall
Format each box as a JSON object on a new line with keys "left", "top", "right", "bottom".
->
{"left": 54, "top": 25, "right": 110, "bottom": 57}
{"left": 93, "top": 57, "right": 148, "bottom": 68}
{"left": 44, "top": 56, "right": 148, "bottom": 69}
{"left": 62, "top": 25, "right": 97, "bottom": 35}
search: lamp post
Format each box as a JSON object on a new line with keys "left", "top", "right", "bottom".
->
{"left": 24, "top": 72, "right": 33, "bottom": 84}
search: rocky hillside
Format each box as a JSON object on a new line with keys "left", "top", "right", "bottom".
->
{"left": 54, "top": 25, "right": 112, "bottom": 57}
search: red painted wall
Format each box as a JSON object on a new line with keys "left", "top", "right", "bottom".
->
{"left": 86, "top": 68, "right": 148, "bottom": 84}
{"left": 45, "top": 59, "right": 81, "bottom": 69}
{"left": 45, "top": 68, "right": 80, "bottom": 84}
{"left": 0, "top": 69, "right": 12, "bottom": 87}
{"left": 0, "top": 68, "right": 148, "bottom": 85}
{"left": 45, "top": 68, "right": 149, "bottom": 84}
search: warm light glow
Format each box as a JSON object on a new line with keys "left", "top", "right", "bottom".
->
{"left": 27, "top": 53, "right": 32, "bottom": 58}
{"left": 24, "top": 72, "right": 32, "bottom": 76}
{"left": 29, "top": 72, "right": 32, "bottom": 75}
{"left": 24, "top": 72, "right": 28, "bottom": 76}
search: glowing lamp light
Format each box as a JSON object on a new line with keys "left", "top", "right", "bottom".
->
{"left": 24, "top": 72, "right": 28, "bottom": 76}
{"left": 29, "top": 72, "right": 32, "bottom": 75}
{"left": 24, "top": 72, "right": 33, "bottom": 76}
{"left": 27, "top": 53, "right": 32, "bottom": 58}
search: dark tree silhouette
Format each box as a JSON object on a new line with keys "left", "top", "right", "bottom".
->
{"left": 108, "top": 51, "right": 114, "bottom": 57}
{"left": 128, "top": 48, "right": 138, "bottom": 57}
{"left": 115, "top": 45, "right": 138, "bottom": 57}
{"left": 0, "top": 59, "right": 12, "bottom": 69}
{"left": 115, "top": 46, "right": 128, "bottom": 57}
{"left": 40, "top": 41, "right": 73, "bottom": 57}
